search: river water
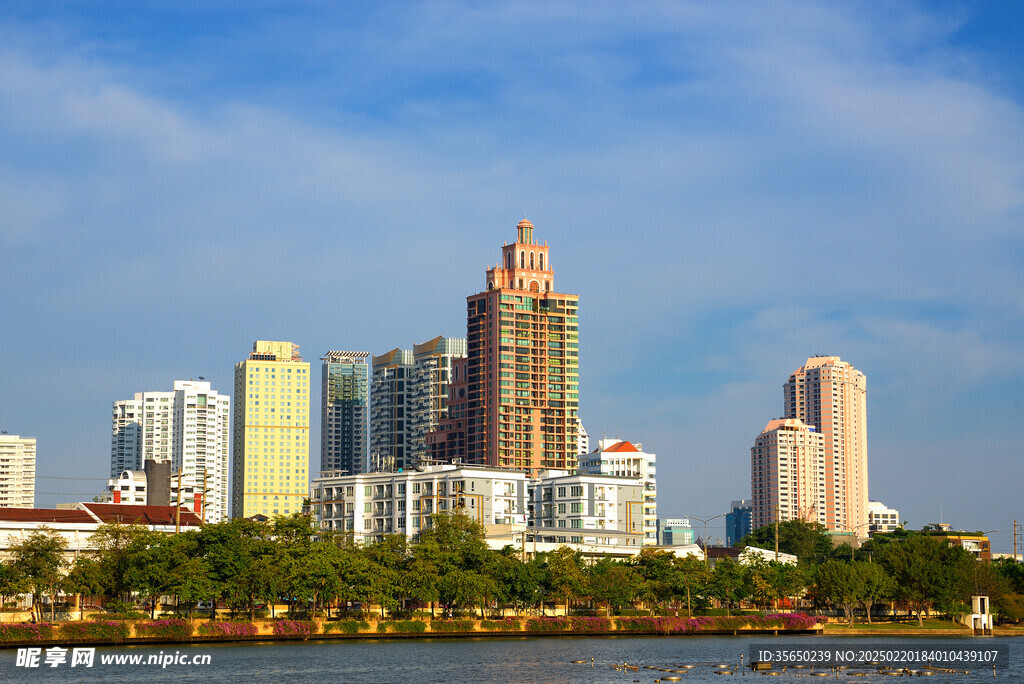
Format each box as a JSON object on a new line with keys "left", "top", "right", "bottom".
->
{"left": 0, "top": 635, "right": 1018, "bottom": 682}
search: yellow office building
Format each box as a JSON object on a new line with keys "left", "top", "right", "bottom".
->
{"left": 231, "top": 341, "right": 311, "bottom": 518}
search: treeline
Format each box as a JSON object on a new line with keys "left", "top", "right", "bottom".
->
{"left": 2, "top": 514, "right": 1021, "bottom": 625}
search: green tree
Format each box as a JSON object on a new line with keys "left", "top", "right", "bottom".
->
{"left": 854, "top": 561, "right": 893, "bottom": 624}
{"left": 9, "top": 528, "right": 67, "bottom": 621}
{"left": 814, "top": 560, "right": 860, "bottom": 625}
{"left": 589, "top": 560, "right": 637, "bottom": 615}
{"left": 63, "top": 556, "right": 103, "bottom": 620}
{"left": 738, "top": 520, "right": 833, "bottom": 561}
{"left": 0, "top": 561, "right": 30, "bottom": 612}
{"left": 878, "top": 535, "right": 972, "bottom": 626}
{"left": 547, "top": 546, "right": 587, "bottom": 615}
{"left": 709, "top": 557, "right": 745, "bottom": 615}
{"left": 198, "top": 518, "right": 278, "bottom": 619}
{"left": 89, "top": 521, "right": 151, "bottom": 604}
{"left": 671, "top": 555, "right": 710, "bottom": 617}
{"left": 631, "top": 548, "right": 676, "bottom": 614}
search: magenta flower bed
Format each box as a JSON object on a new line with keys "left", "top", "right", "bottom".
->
{"left": 197, "top": 621, "right": 258, "bottom": 637}
{"left": 60, "top": 621, "right": 130, "bottom": 641}
{"left": 525, "top": 617, "right": 570, "bottom": 632}
{"left": 272, "top": 619, "right": 317, "bottom": 636}
{"left": 569, "top": 616, "right": 611, "bottom": 632}
{"left": 0, "top": 622, "right": 56, "bottom": 642}
{"left": 134, "top": 619, "right": 194, "bottom": 640}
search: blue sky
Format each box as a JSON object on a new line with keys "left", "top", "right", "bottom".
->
{"left": 1, "top": 1, "right": 1022, "bottom": 550}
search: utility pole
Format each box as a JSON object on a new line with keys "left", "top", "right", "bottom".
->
{"left": 1014, "top": 519, "right": 1018, "bottom": 561}
{"left": 175, "top": 469, "right": 182, "bottom": 534}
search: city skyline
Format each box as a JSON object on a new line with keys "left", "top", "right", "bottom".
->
{"left": 2, "top": 3, "right": 1023, "bottom": 550}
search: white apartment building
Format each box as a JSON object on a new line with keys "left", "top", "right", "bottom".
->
{"left": 311, "top": 465, "right": 646, "bottom": 555}
{"left": 0, "top": 434, "right": 36, "bottom": 508}
{"left": 577, "top": 438, "right": 657, "bottom": 545}
{"left": 529, "top": 470, "right": 645, "bottom": 551}
{"left": 311, "top": 465, "right": 529, "bottom": 541}
{"left": 867, "top": 500, "right": 900, "bottom": 534}
{"left": 112, "top": 381, "right": 230, "bottom": 522}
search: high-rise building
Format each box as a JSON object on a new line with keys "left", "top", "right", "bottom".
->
{"left": 0, "top": 434, "right": 36, "bottom": 508}
{"left": 751, "top": 418, "right": 826, "bottom": 531}
{"left": 321, "top": 351, "right": 369, "bottom": 476}
{"left": 578, "top": 438, "right": 657, "bottom": 545}
{"left": 371, "top": 337, "right": 466, "bottom": 472}
{"left": 725, "top": 499, "right": 753, "bottom": 545}
{"left": 111, "top": 381, "right": 230, "bottom": 522}
{"left": 429, "top": 218, "right": 580, "bottom": 476}
{"left": 784, "top": 356, "right": 868, "bottom": 534}
{"left": 232, "top": 341, "right": 311, "bottom": 518}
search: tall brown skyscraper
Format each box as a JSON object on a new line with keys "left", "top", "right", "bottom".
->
{"left": 429, "top": 218, "right": 580, "bottom": 475}
{"left": 783, "top": 356, "right": 868, "bottom": 535}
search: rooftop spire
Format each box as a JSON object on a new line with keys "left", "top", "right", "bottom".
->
{"left": 516, "top": 216, "right": 534, "bottom": 244}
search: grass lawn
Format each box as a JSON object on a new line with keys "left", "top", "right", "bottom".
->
{"left": 823, "top": 619, "right": 968, "bottom": 631}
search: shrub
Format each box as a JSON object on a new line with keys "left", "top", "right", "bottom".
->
{"left": 134, "top": 619, "right": 194, "bottom": 640}
{"left": 323, "top": 620, "right": 369, "bottom": 634}
{"left": 761, "top": 613, "right": 825, "bottom": 630}
{"left": 60, "top": 621, "right": 130, "bottom": 641}
{"left": 196, "top": 622, "right": 258, "bottom": 637}
{"left": 569, "top": 616, "right": 610, "bottom": 632}
{"left": 103, "top": 611, "right": 149, "bottom": 621}
{"left": 429, "top": 619, "right": 474, "bottom": 633}
{"left": 525, "top": 617, "right": 570, "bottom": 632}
{"left": 480, "top": 619, "right": 520, "bottom": 632}
{"left": 377, "top": 620, "right": 427, "bottom": 634}
{"left": 272, "top": 619, "right": 318, "bottom": 636}
{"left": 0, "top": 622, "right": 56, "bottom": 642}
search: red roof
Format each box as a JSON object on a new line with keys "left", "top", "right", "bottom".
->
{"left": 603, "top": 441, "right": 640, "bottom": 453}
{"left": 0, "top": 508, "right": 95, "bottom": 524}
{"left": 80, "top": 504, "right": 203, "bottom": 527}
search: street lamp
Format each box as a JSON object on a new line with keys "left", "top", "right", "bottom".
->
{"left": 686, "top": 513, "right": 726, "bottom": 565}
{"left": 849, "top": 522, "right": 873, "bottom": 561}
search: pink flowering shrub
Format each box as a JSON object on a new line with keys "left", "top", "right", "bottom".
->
{"left": 134, "top": 619, "right": 194, "bottom": 640}
{"left": 197, "top": 621, "right": 258, "bottom": 637}
{"left": 60, "top": 621, "right": 130, "bottom": 641}
{"left": 525, "top": 617, "right": 570, "bottom": 632}
{"left": 0, "top": 622, "right": 56, "bottom": 642}
{"left": 429, "top": 619, "right": 475, "bottom": 633}
{"left": 272, "top": 619, "right": 318, "bottom": 636}
{"left": 569, "top": 616, "right": 611, "bottom": 632}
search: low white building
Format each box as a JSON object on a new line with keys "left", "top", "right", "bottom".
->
{"left": 578, "top": 438, "right": 657, "bottom": 545}
{"left": 528, "top": 469, "right": 645, "bottom": 552}
{"left": 0, "top": 504, "right": 202, "bottom": 564}
{"left": 867, "top": 500, "right": 900, "bottom": 534}
{"left": 311, "top": 465, "right": 530, "bottom": 541}
{"left": 310, "top": 464, "right": 648, "bottom": 555}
